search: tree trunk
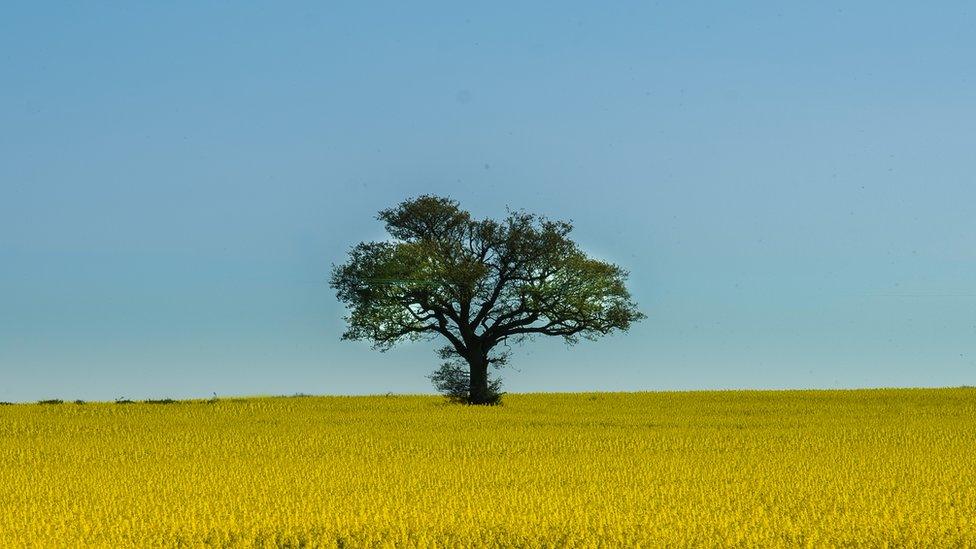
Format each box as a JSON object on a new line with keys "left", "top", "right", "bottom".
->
{"left": 467, "top": 354, "right": 490, "bottom": 405}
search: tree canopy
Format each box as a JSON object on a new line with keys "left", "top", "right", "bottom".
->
{"left": 330, "top": 195, "right": 645, "bottom": 404}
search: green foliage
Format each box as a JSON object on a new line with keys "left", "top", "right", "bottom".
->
{"left": 428, "top": 349, "right": 505, "bottom": 405}
{"left": 331, "top": 195, "right": 645, "bottom": 402}
{"left": 38, "top": 399, "right": 63, "bottom": 405}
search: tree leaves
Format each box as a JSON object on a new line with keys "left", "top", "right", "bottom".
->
{"left": 330, "top": 195, "right": 645, "bottom": 369}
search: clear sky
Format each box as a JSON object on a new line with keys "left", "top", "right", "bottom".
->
{"left": 2, "top": 2, "right": 974, "bottom": 402}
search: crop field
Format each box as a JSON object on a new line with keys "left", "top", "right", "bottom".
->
{"left": 2, "top": 388, "right": 975, "bottom": 547}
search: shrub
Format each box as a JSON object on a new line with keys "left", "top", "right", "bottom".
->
{"left": 428, "top": 362, "right": 504, "bottom": 405}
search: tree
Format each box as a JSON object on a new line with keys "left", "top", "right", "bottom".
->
{"left": 330, "top": 195, "right": 645, "bottom": 404}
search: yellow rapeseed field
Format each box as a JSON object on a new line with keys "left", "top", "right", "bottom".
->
{"left": 2, "top": 388, "right": 975, "bottom": 547}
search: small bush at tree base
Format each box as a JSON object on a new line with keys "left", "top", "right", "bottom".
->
{"left": 428, "top": 362, "right": 503, "bottom": 405}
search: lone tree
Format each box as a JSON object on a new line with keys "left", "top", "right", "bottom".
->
{"left": 330, "top": 195, "right": 644, "bottom": 404}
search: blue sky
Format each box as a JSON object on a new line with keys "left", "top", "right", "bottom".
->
{"left": 2, "top": 2, "right": 974, "bottom": 402}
